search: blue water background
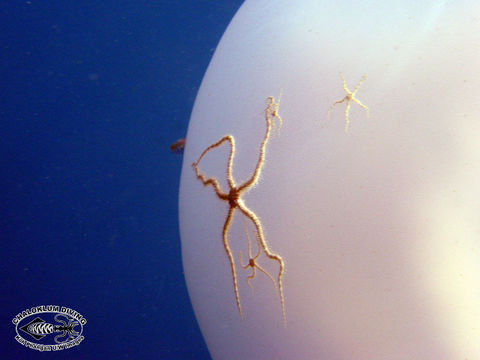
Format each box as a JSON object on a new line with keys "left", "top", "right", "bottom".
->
{"left": 0, "top": 1, "right": 243, "bottom": 358}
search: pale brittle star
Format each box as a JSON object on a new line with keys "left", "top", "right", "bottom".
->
{"left": 192, "top": 95, "right": 286, "bottom": 325}
{"left": 239, "top": 219, "right": 277, "bottom": 295}
{"left": 328, "top": 73, "right": 369, "bottom": 132}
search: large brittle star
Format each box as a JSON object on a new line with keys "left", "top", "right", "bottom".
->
{"left": 192, "top": 94, "right": 286, "bottom": 325}
{"left": 328, "top": 73, "right": 369, "bottom": 132}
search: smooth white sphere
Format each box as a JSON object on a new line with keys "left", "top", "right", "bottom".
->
{"left": 179, "top": 1, "right": 480, "bottom": 359}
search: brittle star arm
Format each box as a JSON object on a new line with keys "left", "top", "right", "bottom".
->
{"left": 192, "top": 135, "right": 236, "bottom": 197}
{"left": 223, "top": 206, "right": 243, "bottom": 318}
{"left": 237, "top": 97, "right": 279, "bottom": 192}
{"left": 328, "top": 74, "right": 350, "bottom": 117}
{"left": 344, "top": 101, "right": 352, "bottom": 132}
{"left": 345, "top": 98, "right": 369, "bottom": 133}
{"left": 352, "top": 74, "right": 368, "bottom": 94}
{"left": 270, "top": 90, "right": 283, "bottom": 137}
{"left": 351, "top": 75, "right": 369, "bottom": 116}
{"left": 328, "top": 97, "right": 347, "bottom": 116}
{"left": 238, "top": 201, "right": 286, "bottom": 326}
{"left": 352, "top": 97, "right": 369, "bottom": 113}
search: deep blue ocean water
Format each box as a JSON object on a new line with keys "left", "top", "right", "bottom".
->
{"left": 0, "top": 1, "right": 244, "bottom": 358}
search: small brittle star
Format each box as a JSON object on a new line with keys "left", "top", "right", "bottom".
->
{"left": 239, "top": 219, "right": 277, "bottom": 295}
{"left": 328, "top": 73, "right": 369, "bottom": 132}
{"left": 192, "top": 94, "right": 286, "bottom": 325}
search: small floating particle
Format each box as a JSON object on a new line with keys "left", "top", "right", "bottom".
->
{"left": 170, "top": 137, "right": 186, "bottom": 154}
